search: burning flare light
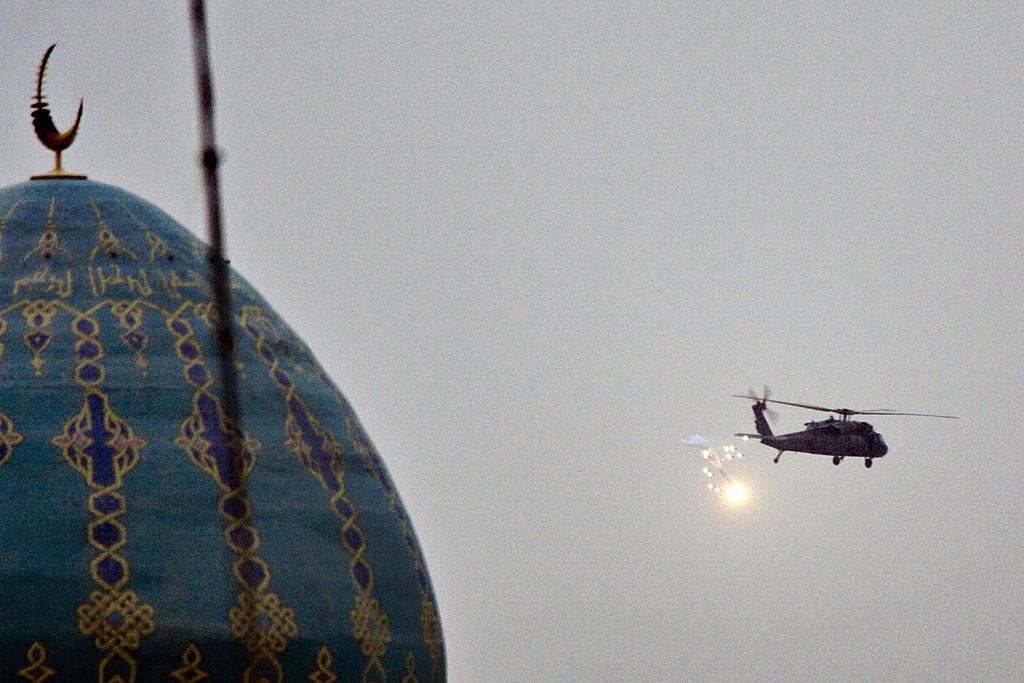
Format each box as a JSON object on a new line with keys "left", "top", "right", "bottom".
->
{"left": 722, "top": 481, "right": 748, "bottom": 506}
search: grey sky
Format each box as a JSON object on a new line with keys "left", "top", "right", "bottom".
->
{"left": 2, "top": 3, "right": 1021, "bottom": 680}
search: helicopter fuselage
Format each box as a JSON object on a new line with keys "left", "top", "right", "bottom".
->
{"left": 759, "top": 418, "right": 888, "bottom": 459}
{"left": 741, "top": 401, "right": 888, "bottom": 466}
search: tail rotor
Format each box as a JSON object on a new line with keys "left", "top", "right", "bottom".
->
{"left": 744, "top": 385, "right": 780, "bottom": 426}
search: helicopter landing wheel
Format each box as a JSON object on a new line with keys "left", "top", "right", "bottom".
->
{"left": 865, "top": 458, "right": 873, "bottom": 469}
{"left": 832, "top": 456, "right": 841, "bottom": 465}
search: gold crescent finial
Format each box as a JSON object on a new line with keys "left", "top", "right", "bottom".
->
{"left": 30, "top": 44, "right": 87, "bottom": 180}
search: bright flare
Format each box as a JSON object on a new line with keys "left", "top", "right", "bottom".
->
{"left": 723, "top": 482, "right": 748, "bottom": 506}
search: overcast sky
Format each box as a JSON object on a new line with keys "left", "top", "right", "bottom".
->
{"left": 1, "top": 3, "right": 1021, "bottom": 680}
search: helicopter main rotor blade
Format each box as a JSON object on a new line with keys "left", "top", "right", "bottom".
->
{"left": 731, "top": 394, "right": 958, "bottom": 419}
{"left": 846, "top": 410, "right": 959, "bottom": 419}
{"left": 732, "top": 395, "right": 838, "bottom": 413}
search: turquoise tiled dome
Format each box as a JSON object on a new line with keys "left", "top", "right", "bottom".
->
{"left": 0, "top": 178, "right": 444, "bottom": 681}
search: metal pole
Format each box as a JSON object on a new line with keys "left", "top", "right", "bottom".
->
{"left": 189, "top": 3, "right": 259, "bottom": 657}
{"left": 189, "top": 0, "right": 243, "bottom": 471}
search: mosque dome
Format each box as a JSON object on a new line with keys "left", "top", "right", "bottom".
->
{"left": 0, "top": 174, "right": 444, "bottom": 680}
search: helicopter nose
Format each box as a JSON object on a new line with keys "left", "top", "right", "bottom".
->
{"left": 875, "top": 434, "right": 888, "bottom": 456}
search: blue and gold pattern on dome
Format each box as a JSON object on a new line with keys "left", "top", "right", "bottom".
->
{"left": 0, "top": 179, "right": 444, "bottom": 681}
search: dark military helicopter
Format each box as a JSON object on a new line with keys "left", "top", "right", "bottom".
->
{"left": 734, "top": 388, "right": 957, "bottom": 468}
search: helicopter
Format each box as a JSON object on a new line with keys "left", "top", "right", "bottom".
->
{"left": 734, "top": 388, "right": 957, "bottom": 468}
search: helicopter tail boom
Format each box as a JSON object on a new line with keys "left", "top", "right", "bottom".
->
{"left": 752, "top": 401, "right": 773, "bottom": 437}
